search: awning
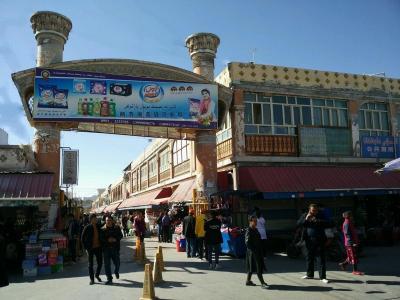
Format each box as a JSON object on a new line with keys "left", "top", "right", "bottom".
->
{"left": 119, "top": 187, "right": 171, "bottom": 210}
{"left": 103, "top": 200, "right": 123, "bottom": 213}
{"left": 95, "top": 205, "right": 107, "bottom": 214}
{"left": 0, "top": 172, "right": 54, "bottom": 206}
{"left": 239, "top": 166, "right": 400, "bottom": 199}
{"left": 169, "top": 178, "right": 196, "bottom": 203}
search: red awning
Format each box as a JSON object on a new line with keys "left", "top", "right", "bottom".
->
{"left": 169, "top": 178, "right": 196, "bottom": 203}
{"left": 239, "top": 166, "right": 400, "bottom": 193}
{"left": 119, "top": 187, "right": 170, "bottom": 210}
{"left": 103, "top": 200, "right": 123, "bottom": 213}
{"left": 0, "top": 172, "right": 54, "bottom": 200}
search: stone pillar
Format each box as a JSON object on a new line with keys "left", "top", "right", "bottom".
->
{"left": 349, "top": 100, "right": 361, "bottom": 157}
{"left": 186, "top": 33, "right": 220, "bottom": 199}
{"left": 232, "top": 89, "right": 246, "bottom": 157}
{"left": 33, "top": 124, "right": 61, "bottom": 190}
{"left": 30, "top": 12, "right": 72, "bottom": 192}
{"left": 195, "top": 132, "right": 218, "bottom": 198}
{"left": 185, "top": 33, "right": 220, "bottom": 81}
{"left": 31, "top": 11, "right": 72, "bottom": 66}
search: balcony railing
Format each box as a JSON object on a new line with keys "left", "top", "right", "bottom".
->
{"left": 245, "top": 135, "right": 298, "bottom": 156}
{"left": 217, "top": 139, "right": 233, "bottom": 160}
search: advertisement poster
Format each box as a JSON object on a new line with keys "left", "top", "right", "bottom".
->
{"left": 361, "top": 136, "right": 398, "bottom": 158}
{"left": 33, "top": 68, "right": 218, "bottom": 129}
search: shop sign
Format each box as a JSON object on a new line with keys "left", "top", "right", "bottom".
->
{"left": 33, "top": 68, "right": 218, "bottom": 129}
{"left": 62, "top": 149, "right": 78, "bottom": 185}
{"left": 361, "top": 136, "right": 399, "bottom": 158}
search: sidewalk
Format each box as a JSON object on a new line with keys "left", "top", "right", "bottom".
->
{"left": 1, "top": 237, "right": 399, "bottom": 300}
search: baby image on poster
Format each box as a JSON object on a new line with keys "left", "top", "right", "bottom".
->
{"left": 90, "top": 80, "right": 107, "bottom": 95}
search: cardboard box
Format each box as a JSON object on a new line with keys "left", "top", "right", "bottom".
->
{"left": 23, "top": 268, "right": 37, "bottom": 277}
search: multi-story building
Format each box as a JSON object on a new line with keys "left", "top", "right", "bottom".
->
{"left": 0, "top": 128, "right": 8, "bottom": 145}
{"left": 101, "top": 61, "right": 400, "bottom": 236}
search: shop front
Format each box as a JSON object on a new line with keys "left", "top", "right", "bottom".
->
{"left": 0, "top": 172, "right": 67, "bottom": 277}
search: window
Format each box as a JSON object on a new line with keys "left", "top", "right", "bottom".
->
{"left": 173, "top": 139, "right": 189, "bottom": 166}
{"left": 359, "top": 102, "right": 390, "bottom": 136}
{"left": 148, "top": 157, "right": 157, "bottom": 178}
{"left": 140, "top": 165, "right": 148, "bottom": 181}
{"left": 159, "top": 149, "right": 170, "bottom": 172}
{"left": 243, "top": 92, "right": 349, "bottom": 135}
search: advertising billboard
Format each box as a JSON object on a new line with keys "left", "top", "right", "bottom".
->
{"left": 33, "top": 68, "right": 218, "bottom": 129}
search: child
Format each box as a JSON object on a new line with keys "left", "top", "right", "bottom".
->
{"left": 339, "top": 211, "right": 364, "bottom": 275}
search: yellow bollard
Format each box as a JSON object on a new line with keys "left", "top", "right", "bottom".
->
{"left": 134, "top": 238, "right": 141, "bottom": 261}
{"left": 139, "top": 264, "right": 156, "bottom": 300}
{"left": 157, "top": 245, "right": 165, "bottom": 271}
{"left": 138, "top": 240, "right": 147, "bottom": 264}
{"left": 153, "top": 252, "right": 163, "bottom": 284}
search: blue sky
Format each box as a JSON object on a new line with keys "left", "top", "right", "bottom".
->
{"left": 0, "top": 0, "right": 399, "bottom": 197}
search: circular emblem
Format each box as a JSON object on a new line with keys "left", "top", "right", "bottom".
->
{"left": 140, "top": 84, "right": 164, "bottom": 103}
{"left": 41, "top": 70, "right": 50, "bottom": 79}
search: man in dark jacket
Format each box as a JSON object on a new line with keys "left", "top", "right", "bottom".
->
{"left": 297, "top": 204, "right": 332, "bottom": 283}
{"left": 204, "top": 210, "right": 223, "bottom": 269}
{"left": 102, "top": 216, "right": 123, "bottom": 285}
{"left": 183, "top": 209, "right": 196, "bottom": 258}
{"left": 245, "top": 215, "right": 268, "bottom": 289}
{"left": 81, "top": 214, "right": 103, "bottom": 285}
{"left": 134, "top": 212, "right": 146, "bottom": 242}
{"left": 162, "top": 211, "right": 171, "bottom": 243}
{"left": 67, "top": 213, "right": 80, "bottom": 263}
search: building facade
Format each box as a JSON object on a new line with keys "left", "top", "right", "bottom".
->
{"left": 102, "top": 62, "right": 400, "bottom": 236}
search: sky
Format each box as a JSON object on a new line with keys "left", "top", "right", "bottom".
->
{"left": 0, "top": 0, "right": 399, "bottom": 197}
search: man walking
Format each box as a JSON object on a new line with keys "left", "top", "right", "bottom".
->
{"left": 67, "top": 213, "right": 79, "bottom": 263}
{"left": 195, "top": 209, "right": 206, "bottom": 260}
{"left": 102, "top": 216, "right": 123, "bottom": 285}
{"left": 134, "top": 212, "right": 146, "bottom": 243}
{"left": 297, "top": 204, "right": 332, "bottom": 283}
{"left": 162, "top": 211, "right": 171, "bottom": 243}
{"left": 204, "top": 210, "right": 223, "bottom": 269}
{"left": 245, "top": 215, "right": 268, "bottom": 289}
{"left": 183, "top": 209, "right": 197, "bottom": 258}
{"left": 81, "top": 214, "right": 103, "bottom": 285}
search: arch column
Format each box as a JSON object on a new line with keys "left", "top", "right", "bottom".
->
{"left": 30, "top": 11, "right": 72, "bottom": 191}
{"left": 186, "top": 33, "right": 220, "bottom": 199}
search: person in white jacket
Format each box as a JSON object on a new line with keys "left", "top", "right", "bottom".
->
{"left": 255, "top": 208, "right": 267, "bottom": 257}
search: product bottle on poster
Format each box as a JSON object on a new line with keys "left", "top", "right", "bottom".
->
{"left": 93, "top": 98, "right": 101, "bottom": 116}
{"left": 82, "top": 98, "right": 88, "bottom": 116}
{"left": 109, "top": 99, "right": 116, "bottom": 117}
{"left": 88, "top": 98, "right": 94, "bottom": 116}
{"left": 77, "top": 98, "right": 83, "bottom": 115}
{"left": 100, "top": 97, "right": 109, "bottom": 117}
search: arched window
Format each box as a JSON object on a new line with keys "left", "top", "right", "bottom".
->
{"left": 173, "top": 140, "right": 189, "bottom": 166}
{"left": 358, "top": 102, "right": 390, "bottom": 136}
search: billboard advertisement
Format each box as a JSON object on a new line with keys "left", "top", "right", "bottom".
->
{"left": 62, "top": 149, "right": 78, "bottom": 185}
{"left": 361, "top": 136, "right": 398, "bottom": 158}
{"left": 33, "top": 68, "right": 218, "bottom": 129}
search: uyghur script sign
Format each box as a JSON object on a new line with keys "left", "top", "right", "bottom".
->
{"left": 62, "top": 149, "right": 78, "bottom": 185}
{"left": 361, "top": 136, "right": 400, "bottom": 158}
{"left": 33, "top": 68, "right": 218, "bottom": 129}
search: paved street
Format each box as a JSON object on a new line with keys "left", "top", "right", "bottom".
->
{"left": 1, "top": 238, "right": 399, "bottom": 300}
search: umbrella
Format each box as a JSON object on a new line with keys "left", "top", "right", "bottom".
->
{"left": 375, "top": 157, "right": 400, "bottom": 174}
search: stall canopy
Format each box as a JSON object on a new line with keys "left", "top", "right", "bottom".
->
{"left": 0, "top": 172, "right": 54, "bottom": 206}
{"left": 119, "top": 187, "right": 173, "bottom": 210}
{"left": 103, "top": 200, "right": 123, "bottom": 214}
{"left": 169, "top": 178, "right": 196, "bottom": 203}
{"left": 239, "top": 166, "right": 400, "bottom": 199}
{"left": 95, "top": 205, "right": 107, "bottom": 214}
